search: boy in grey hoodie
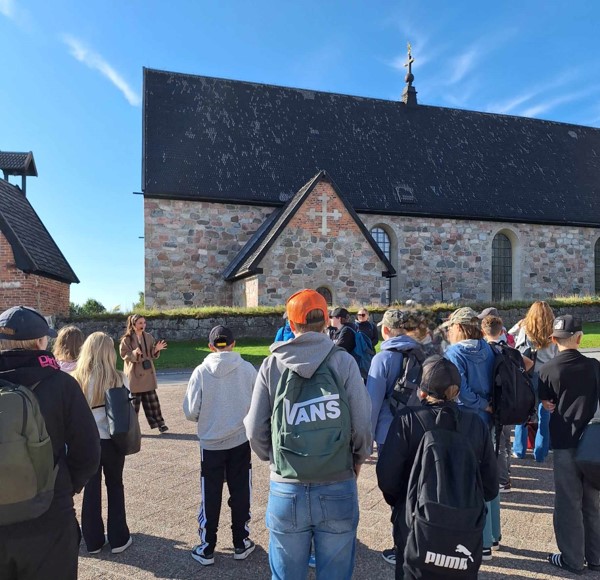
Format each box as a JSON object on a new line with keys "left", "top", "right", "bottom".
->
{"left": 183, "top": 325, "right": 257, "bottom": 566}
{"left": 245, "top": 289, "right": 372, "bottom": 580}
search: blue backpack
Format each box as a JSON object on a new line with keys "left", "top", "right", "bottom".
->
{"left": 351, "top": 329, "right": 375, "bottom": 382}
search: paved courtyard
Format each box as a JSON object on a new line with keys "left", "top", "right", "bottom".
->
{"left": 75, "top": 370, "right": 600, "bottom": 580}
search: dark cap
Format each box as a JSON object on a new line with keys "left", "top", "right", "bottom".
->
{"left": 551, "top": 315, "right": 583, "bottom": 338}
{"left": 477, "top": 307, "right": 499, "bottom": 320}
{"left": 209, "top": 325, "right": 235, "bottom": 348}
{"left": 419, "top": 355, "right": 461, "bottom": 398}
{"left": 0, "top": 306, "right": 57, "bottom": 341}
{"left": 331, "top": 307, "right": 349, "bottom": 319}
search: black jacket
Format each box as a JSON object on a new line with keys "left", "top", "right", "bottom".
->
{"left": 377, "top": 401, "right": 498, "bottom": 511}
{"left": 538, "top": 349, "right": 600, "bottom": 449}
{"left": 332, "top": 323, "right": 356, "bottom": 354}
{"left": 355, "top": 320, "right": 379, "bottom": 347}
{"left": 0, "top": 350, "right": 100, "bottom": 536}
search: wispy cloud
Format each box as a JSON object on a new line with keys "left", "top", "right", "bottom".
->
{"left": 519, "top": 87, "right": 600, "bottom": 118}
{"left": 447, "top": 48, "right": 478, "bottom": 85}
{"left": 0, "top": 0, "right": 15, "bottom": 18}
{"left": 62, "top": 35, "right": 140, "bottom": 107}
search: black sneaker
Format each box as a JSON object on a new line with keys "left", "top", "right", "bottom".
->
{"left": 158, "top": 425, "right": 169, "bottom": 433}
{"left": 482, "top": 548, "right": 492, "bottom": 561}
{"left": 492, "top": 541, "right": 500, "bottom": 551}
{"left": 191, "top": 544, "right": 214, "bottom": 566}
{"left": 499, "top": 482, "right": 512, "bottom": 493}
{"left": 382, "top": 547, "right": 396, "bottom": 565}
{"left": 234, "top": 538, "right": 255, "bottom": 560}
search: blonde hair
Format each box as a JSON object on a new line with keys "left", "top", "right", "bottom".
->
{"left": 53, "top": 325, "right": 84, "bottom": 362}
{"left": 72, "top": 332, "right": 124, "bottom": 408}
{"left": 523, "top": 301, "right": 554, "bottom": 349}
{"left": 0, "top": 338, "right": 40, "bottom": 350}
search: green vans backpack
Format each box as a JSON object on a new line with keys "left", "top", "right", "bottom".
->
{"left": 0, "top": 379, "right": 58, "bottom": 525}
{"left": 271, "top": 347, "right": 353, "bottom": 480}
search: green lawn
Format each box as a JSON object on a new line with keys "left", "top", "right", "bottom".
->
{"left": 116, "top": 323, "right": 600, "bottom": 371}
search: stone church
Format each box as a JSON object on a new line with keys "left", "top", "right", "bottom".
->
{"left": 141, "top": 60, "right": 600, "bottom": 308}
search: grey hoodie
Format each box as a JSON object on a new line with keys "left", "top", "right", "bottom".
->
{"left": 183, "top": 351, "right": 257, "bottom": 450}
{"left": 244, "top": 331, "right": 372, "bottom": 483}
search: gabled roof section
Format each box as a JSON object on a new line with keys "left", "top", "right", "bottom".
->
{"left": 0, "top": 151, "right": 38, "bottom": 177}
{"left": 223, "top": 171, "right": 396, "bottom": 281}
{"left": 143, "top": 68, "right": 600, "bottom": 227}
{"left": 0, "top": 179, "right": 79, "bottom": 284}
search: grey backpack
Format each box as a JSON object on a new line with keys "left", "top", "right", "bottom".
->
{"left": 0, "top": 379, "right": 57, "bottom": 525}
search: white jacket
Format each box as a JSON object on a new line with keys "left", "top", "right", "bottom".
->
{"left": 183, "top": 351, "right": 257, "bottom": 450}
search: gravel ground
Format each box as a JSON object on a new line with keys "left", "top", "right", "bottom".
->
{"left": 75, "top": 372, "right": 600, "bottom": 580}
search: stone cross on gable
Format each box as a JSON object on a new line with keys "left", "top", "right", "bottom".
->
{"left": 307, "top": 193, "right": 342, "bottom": 235}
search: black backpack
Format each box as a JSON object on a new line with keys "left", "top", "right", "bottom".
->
{"left": 489, "top": 342, "right": 535, "bottom": 453}
{"left": 388, "top": 347, "right": 426, "bottom": 412}
{"left": 404, "top": 406, "right": 486, "bottom": 577}
{"left": 101, "top": 387, "right": 141, "bottom": 456}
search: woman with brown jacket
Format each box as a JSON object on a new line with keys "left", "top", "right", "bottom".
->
{"left": 119, "top": 314, "right": 169, "bottom": 433}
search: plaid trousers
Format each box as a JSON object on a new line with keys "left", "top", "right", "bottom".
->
{"left": 133, "top": 390, "right": 165, "bottom": 429}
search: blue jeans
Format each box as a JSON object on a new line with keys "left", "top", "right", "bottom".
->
{"left": 513, "top": 372, "right": 550, "bottom": 462}
{"left": 266, "top": 478, "right": 359, "bottom": 580}
{"left": 483, "top": 494, "right": 501, "bottom": 548}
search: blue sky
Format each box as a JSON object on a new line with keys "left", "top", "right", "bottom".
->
{"left": 1, "top": 0, "right": 599, "bottom": 311}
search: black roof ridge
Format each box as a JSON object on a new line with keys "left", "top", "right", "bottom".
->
{"left": 143, "top": 67, "right": 600, "bottom": 133}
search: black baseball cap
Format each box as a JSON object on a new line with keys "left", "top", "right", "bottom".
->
{"left": 0, "top": 306, "right": 57, "bottom": 340}
{"left": 208, "top": 325, "right": 235, "bottom": 348}
{"left": 419, "top": 355, "right": 461, "bottom": 398}
{"left": 551, "top": 315, "right": 583, "bottom": 338}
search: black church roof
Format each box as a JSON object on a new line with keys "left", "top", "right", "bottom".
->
{"left": 0, "top": 179, "right": 79, "bottom": 284}
{"left": 0, "top": 151, "right": 38, "bottom": 176}
{"left": 224, "top": 170, "right": 396, "bottom": 281}
{"left": 143, "top": 68, "right": 600, "bottom": 227}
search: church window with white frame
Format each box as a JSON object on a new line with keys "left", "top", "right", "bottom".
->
{"left": 371, "top": 227, "right": 391, "bottom": 304}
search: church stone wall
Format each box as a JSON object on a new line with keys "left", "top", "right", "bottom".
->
{"left": 361, "top": 214, "right": 599, "bottom": 303}
{"left": 144, "top": 199, "right": 273, "bottom": 308}
{"left": 253, "top": 181, "right": 389, "bottom": 306}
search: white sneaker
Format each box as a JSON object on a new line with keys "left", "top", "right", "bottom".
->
{"left": 234, "top": 538, "right": 255, "bottom": 560}
{"left": 111, "top": 536, "right": 133, "bottom": 554}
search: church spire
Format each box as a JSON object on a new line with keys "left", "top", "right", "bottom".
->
{"left": 401, "top": 42, "right": 418, "bottom": 107}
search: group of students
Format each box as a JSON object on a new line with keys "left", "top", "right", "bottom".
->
{"left": 1, "top": 296, "right": 599, "bottom": 580}
{"left": 0, "top": 306, "right": 168, "bottom": 579}
{"left": 184, "top": 294, "right": 600, "bottom": 579}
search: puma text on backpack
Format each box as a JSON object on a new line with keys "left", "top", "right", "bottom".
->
{"left": 271, "top": 347, "right": 352, "bottom": 481}
{"left": 490, "top": 342, "right": 535, "bottom": 453}
{"left": 351, "top": 329, "right": 375, "bottom": 382}
{"left": 388, "top": 347, "right": 426, "bottom": 412}
{"left": 0, "top": 379, "right": 58, "bottom": 525}
{"left": 404, "top": 406, "right": 486, "bottom": 578}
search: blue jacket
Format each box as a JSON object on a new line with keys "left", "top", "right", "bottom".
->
{"left": 366, "top": 335, "right": 421, "bottom": 445}
{"left": 444, "top": 339, "right": 495, "bottom": 424}
{"left": 274, "top": 322, "right": 294, "bottom": 342}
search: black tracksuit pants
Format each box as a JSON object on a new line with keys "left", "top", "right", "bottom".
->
{"left": 197, "top": 441, "right": 252, "bottom": 552}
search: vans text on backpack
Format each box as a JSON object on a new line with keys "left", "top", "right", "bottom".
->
{"left": 271, "top": 347, "right": 352, "bottom": 481}
{"left": 404, "top": 406, "right": 486, "bottom": 577}
{"left": 489, "top": 342, "right": 535, "bottom": 455}
{"left": 0, "top": 379, "right": 58, "bottom": 525}
{"left": 388, "top": 347, "right": 426, "bottom": 412}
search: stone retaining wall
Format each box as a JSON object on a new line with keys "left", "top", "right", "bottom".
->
{"left": 56, "top": 305, "right": 600, "bottom": 342}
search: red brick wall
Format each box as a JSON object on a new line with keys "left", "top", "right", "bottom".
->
{"left": 0, "top": 231, "right": 71, "bottom": 316}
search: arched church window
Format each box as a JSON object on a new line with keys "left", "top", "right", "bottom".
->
{"left": 492, "top": 233, "right": 512, "bottom": 301}
{"left": 316, "top": 286, "right": 333, "bottom": 305}
{"left": 595, "top": 239, "right": 600, "bottom": 295}
{"left": 371, "top": 227, "right": 391, "bottom": 304}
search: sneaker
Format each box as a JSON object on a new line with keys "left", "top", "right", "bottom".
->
{"left": 191, "top": 544, "right": 215, "bottom": 566}
{"left": 308, "top": 552, "right": 316, "bottom": 568}
{"left": 492, "top": 541, "right": 500, "bottom": 551}
{"left": 111, "top": 536, "right": 133, "bottom": 554}
{"left": 234, "top": 538, "right": 255, "bottom": 560}
{"left": 158, "top": 425, "right": 169, "bottom": 433}
{"left": 587, "top": 561, "right": 600, "bottom": 572}
{"left": 382, "top": 547, "right": 396, "bottom": 565}
{"left": 482, "top": 548, "right": 492, "bottom": 561}
{"left": 511, "top": 452, "right": 523, "bottom": 459}
{"left": 499, "top": 482, "right": 512, "bottom": 493}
